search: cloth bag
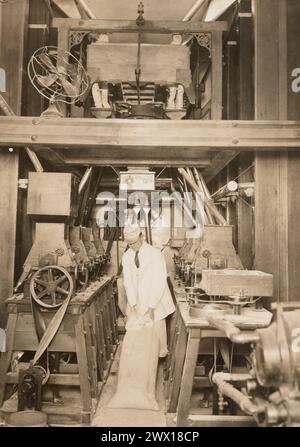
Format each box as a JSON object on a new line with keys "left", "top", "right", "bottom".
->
{"left": 107, "top": 314, "right": 161, "bottom": 411}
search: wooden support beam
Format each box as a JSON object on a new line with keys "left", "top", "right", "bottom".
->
{"left": 286, "top": 0, "right": 300, "bottom": 301}
{"left": 63, "top": 158, "right": 211, "bottom": 167}
{"left": 0, "top": 150, "right": 19, "bottom": 327}
{"left": 211, "top": 31, "right": 224, "bottom": 120}
{"left": 52, "top": 0, "right": 81, "bottom": 18}
{"left": 23, "top": 0, "right": 52, "bottom": 117}
{"left": 0, "top": 117, "right": 300, "bottom": 150}
{"left": 255, "top": 0, "right": 300, "bottom": 301}
{"left": 203, "top": 0, "right": 253, "bottom": 183}
{"left": 237, "top": 0, "right": 254, "bottom": 269}
{"left": 226, "top": 40, "right": 238, "bottom": 120}
{"left": 0, "top": 1, "right": 29, "bottom": 115}
{"left": 202, "top": 150, "right": 238, "bottom": 183}
{"left": 52, "top": 18, "right": 229, "bottom": 33}
{"left": 6, "top": 372, "right": 80, "bottom": 386}
{"left": 0, "top": 0, "right": 28, "bottom": 325}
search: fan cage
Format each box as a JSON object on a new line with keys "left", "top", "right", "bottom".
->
{"left": 28, "top": 45, "right": 89, "bottom": 105}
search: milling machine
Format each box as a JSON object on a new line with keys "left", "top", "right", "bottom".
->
{"left": 174, "top": 225, "right": 243, "bottom": 289}
{"left": 15, "top": 172, "right": 108, "bottom": 302}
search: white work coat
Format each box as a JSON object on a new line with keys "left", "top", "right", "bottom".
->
{"left": 122, "top": 242, "right": 175, "bottom": 321}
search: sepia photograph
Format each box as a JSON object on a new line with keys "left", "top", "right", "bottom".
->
{"left": 0, "top": 0, "right": 299, "bottom": 434}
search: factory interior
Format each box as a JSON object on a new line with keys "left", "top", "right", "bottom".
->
{"left": 0, "top": 0, "right": 300, "bottom": 428}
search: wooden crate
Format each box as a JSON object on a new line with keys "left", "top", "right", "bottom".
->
{"left": 201, "top": 269, "right": 273, "bottom": 297}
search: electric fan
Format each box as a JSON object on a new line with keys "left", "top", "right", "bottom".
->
{"left": 28, "top": 45, "right": 89, "bottom": 116}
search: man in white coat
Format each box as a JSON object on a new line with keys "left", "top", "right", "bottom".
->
{"left": 122, "top": 225, "right": 175, "bottom": 357}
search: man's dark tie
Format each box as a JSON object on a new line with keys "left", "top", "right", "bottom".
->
{"left": 135, "top": 251, "right": 140, "bottom": 268}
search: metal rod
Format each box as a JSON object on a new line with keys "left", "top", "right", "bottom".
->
{"left": 183, "top": 0, "right": 207, "bottom": 21}
{"left": 75, "top": 0, "right": 97, "bottom": 19}
{"left": 178, "top": 168, "right": 226, "bottom": 225}
{"left": 211, "top": 180, "right": 238, "bottom": 199}
{"left": 79, "top": 166, "right": 93, "bottom": 194}
{"left": 171, "top": 182, "right": 197, "bottom": 228}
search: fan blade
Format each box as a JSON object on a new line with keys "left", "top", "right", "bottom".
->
{"left": 36, "top": 73, "right": 59, "bottom": 88}
{"left": 39, "top": 53, "right": 57, "bottom": 72}
{"left": 60, "top": 78, "right": 80, "bottom": 97}
{"left": 56, "top": 65, "right": 68, "bottom": 77}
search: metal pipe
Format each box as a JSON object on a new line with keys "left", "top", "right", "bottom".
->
{"left": 183, "top": 0, "right": 207, "bottom": 21}
{"left": 178, "top": 168, "right": 226, "bottom": 225}
{"left": 75, "top": 0, "right": 97, "bottom": 19}
{"left": 207, "top": 313, "right": 260, "bottom": 345}
{"left": 211, "top": 181, "right": 238, "bottom": 199}
{"left": 171, "top": 182, "right": 197, "bottom": 228}
{"left": 212, "top": 372, "right": 261, "bottom": 416}
{"left": 79, "top": 167, "right": 93, "bottom": 195}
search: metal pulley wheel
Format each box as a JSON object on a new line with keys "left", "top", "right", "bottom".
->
{"left": 30, "top": 265, "right": 74, "bottom": 308}
{"left": 32, "top": 364, "right": 50, "bottom": 385}
{"left": 74, "top": 263, "right": 89, "bottom": 292}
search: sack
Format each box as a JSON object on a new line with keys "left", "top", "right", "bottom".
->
{"left": 107, "top": 320, "right": 160, "bottom": 411}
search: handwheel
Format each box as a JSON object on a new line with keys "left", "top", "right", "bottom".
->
{"left": 30, "top": 265, "right": 74, "bottom": 309}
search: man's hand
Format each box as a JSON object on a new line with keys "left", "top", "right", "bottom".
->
{"left": 146, "top": 308, "right": 155, "bottom": 320}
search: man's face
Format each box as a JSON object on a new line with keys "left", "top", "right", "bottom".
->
{"left": 128, "top": 235, "right": 143, "bottom": 252}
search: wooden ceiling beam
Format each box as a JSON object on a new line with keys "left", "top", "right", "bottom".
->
{"left": 63, "top": 158, "right": 211, "bottom": 167}
{"left": 52, "top": 17, "right": 229, "bottom": 33}
{"left": 1, "top": 117, "right": 300, "bottom": 151}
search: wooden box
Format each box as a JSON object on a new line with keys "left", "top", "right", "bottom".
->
{"left": 201, "top": 269, "right": 273, "bottom": 297}
{"left": 87, "top": 43, "right": 191, "bottom": 87}
{"left": 27, "top": 172, "right": 78, "bottom": 217}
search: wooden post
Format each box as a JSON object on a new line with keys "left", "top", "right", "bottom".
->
{"left": 0, "top": 0, "right": 29, "bottom": 325}
{"left": 75, "top": 316, "right": 92, "bottom": 413}
{"left": 23, "top": 0, "right": 51, "bottom": 117}
{"left": 211, "top": 31, "right": 223, "bottom": 120}
{"left": 225, "top": 40, "right": 238, "bottom": 120}
{"left": 286, "top": 0, "right": 300, "bottom": 301}
{"left": 254, "top": 0, "right": 300, "bottom": 302}
{"left": 168, "top": 315, "right": 188, "bottom": 413}
{"left": 237, "top": 0, "right": 254, "bottom": 269}
{"left": 176, "top": 328, "right": 201, "bottom": 426}
{"left": 0, "top": 313, "right": 17, "bottom": 405}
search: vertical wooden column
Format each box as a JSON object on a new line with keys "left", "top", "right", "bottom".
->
{"left": 237, "top": 0, "right": 254, "bottom": 269}
{"left": 286, "top": 0, "right": 300, "bottom": 301}
{"left": 23, "top": 0, "right": 51, "bottom": 117}
{"left": 225, "top": 40, "right": 238, "bottom": 120}
{"left": 254, "top": 0, "right": 300, "bottom": 302}
{"left": 211, "top": 31, "right": 223, "bottom": 119}
{"left": 0, "top": 0, "right": 29, "bottom": 326}
{"left": 15, "top": 0, "right": 52, "bottom": 282}
{"left": 254, "top": 0, "right": 286, "bottom": 301}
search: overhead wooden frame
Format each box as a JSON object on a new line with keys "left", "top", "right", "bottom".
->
{"left": 52, "top": 18, "right": 228, "bottom": 33}
{"left": 0, "top": 117, "right": 300, "bottom": 167}
{"left": 1, "top": 117, "right": 300, "bottom": 148}
{"left": 52, "top": 18, "right": 227, "bottom": 120}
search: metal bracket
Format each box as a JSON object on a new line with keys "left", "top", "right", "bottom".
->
{"left": 194, "top": 33, "right": 211, "bottom": 54}
{"left": 69, "top": 31, "right": 89, "bottom": 49}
